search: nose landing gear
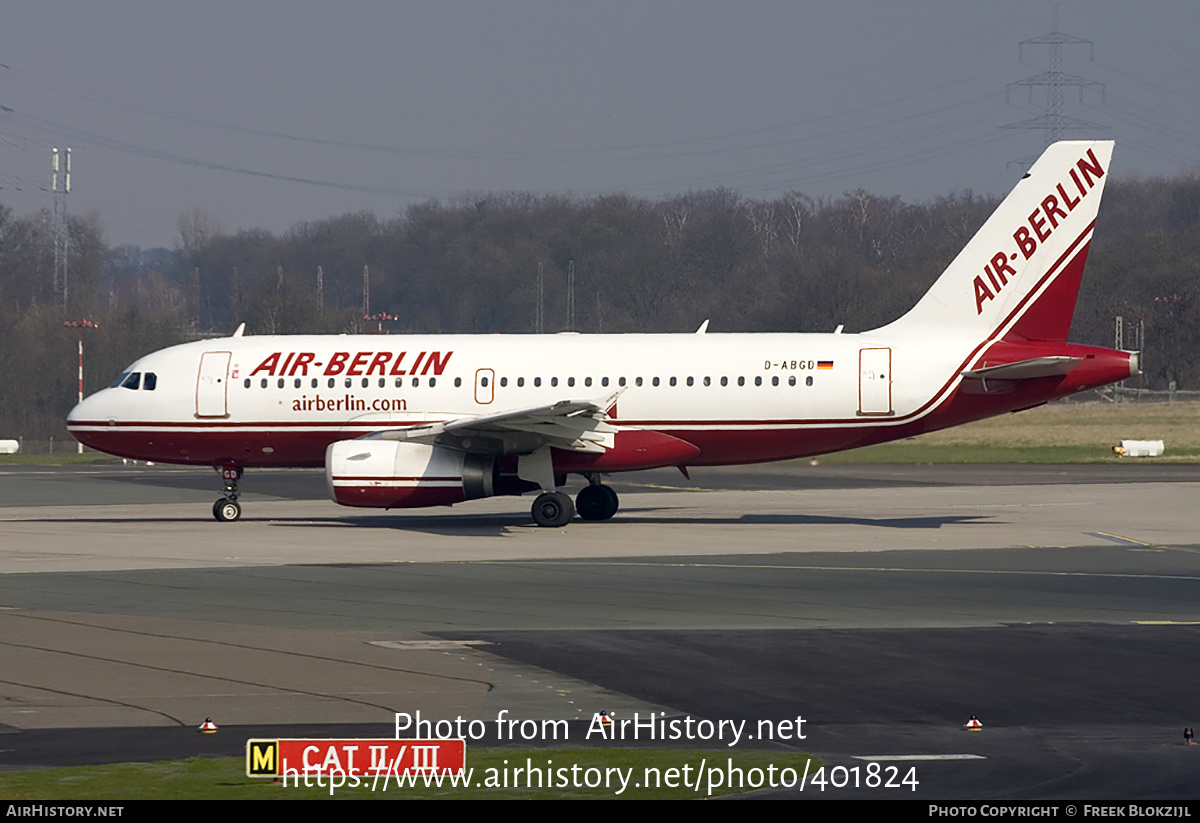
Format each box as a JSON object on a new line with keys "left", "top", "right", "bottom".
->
{"left": 213, "top": 465, "right": 243, "bottom": 522}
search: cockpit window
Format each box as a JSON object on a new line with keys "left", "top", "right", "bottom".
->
{"left": 110, "top": 372, "right": 130, "bottom": 388}
{"left": 121, "top": 372, "right": 141, "bottom": 390}
{"left": 143, "top": 373, "right": 157, "bottom": 391}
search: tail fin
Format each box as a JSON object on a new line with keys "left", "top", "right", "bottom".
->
{"left": 882, "top": 141, "right": 1113, "bottom": 343}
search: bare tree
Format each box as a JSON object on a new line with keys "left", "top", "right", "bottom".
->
{"left": 177, "top": 209, "right": 224, "bottom": 256}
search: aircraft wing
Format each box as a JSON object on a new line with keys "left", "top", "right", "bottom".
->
{"left": 365, "top": 391, "right": 622, "bottom": 455}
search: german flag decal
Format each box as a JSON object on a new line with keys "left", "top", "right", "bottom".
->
{"left": 817, "top": 361, "right": 834, "bottom": 370}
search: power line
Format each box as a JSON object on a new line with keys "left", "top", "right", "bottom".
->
{"left": 1002, "top": 10, "right": 1106, "bottom": 165}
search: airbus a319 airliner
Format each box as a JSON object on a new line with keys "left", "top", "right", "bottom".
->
{"left": 68, "top": 141, "right": 1137, "bottom": 526}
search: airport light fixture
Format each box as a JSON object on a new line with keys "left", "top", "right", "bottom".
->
{"left": 364, "top": 312, "right": 398, "bottom": 334}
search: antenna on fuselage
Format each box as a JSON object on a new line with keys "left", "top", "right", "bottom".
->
{"left": 232, "top": 323, "right": 246, "bottom": 338}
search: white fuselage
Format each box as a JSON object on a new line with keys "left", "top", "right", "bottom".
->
{"left": 68, "top": 328, "right": 987, "bottom": 470}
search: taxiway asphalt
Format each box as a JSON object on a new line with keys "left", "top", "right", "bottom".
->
{"left": 1, "top": 461, "right": 1198, "bottom": 798}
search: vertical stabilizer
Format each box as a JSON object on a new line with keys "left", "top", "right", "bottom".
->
{"left": 882, "top": 141, "right": 1113, "bottom": 343}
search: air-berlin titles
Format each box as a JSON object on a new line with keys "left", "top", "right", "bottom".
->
{"left": 973, "top": 148, "right": 1105, "bottom": 315}
{"left": 249, "top": 350, "right": 453, "bottom": 378}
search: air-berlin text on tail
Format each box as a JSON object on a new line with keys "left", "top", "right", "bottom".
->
{"left": 973, "top": 148, "right": 1105, "bottom": 315}
{"left": 249, "top": 350, "right": 453, "bottom": 377}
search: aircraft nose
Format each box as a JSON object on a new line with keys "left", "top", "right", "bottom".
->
{"left": 67, "top": 392, "right": 98, "bottom": 425}
{"left": 66, "top": 391, "right": 113, "bottom": 452}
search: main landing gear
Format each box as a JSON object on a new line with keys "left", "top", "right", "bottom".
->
{"left": 576, "top": 481, "right": 619, "bottom": 521}
{"left": 530, "top": 474, "right": 620, "bottom": 527}
{"left": 212, "top": 465, "right": 243, "bottom": 522}
{"left": 531, "top": 490, "right": 574, "bottom": 528}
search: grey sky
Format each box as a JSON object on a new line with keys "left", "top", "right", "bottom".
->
{"left": 1, "top": 1, "right": 1197, "bottom": 249}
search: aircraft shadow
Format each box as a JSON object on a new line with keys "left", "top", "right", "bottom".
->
{"left": 288, "top": 509, "right": 994, "bottom": 535}
{"left": 14, "top": 509, "right": 993, "bottom": 537}
{"left": 15, "top": 506, "right": 993, "bottom": 538}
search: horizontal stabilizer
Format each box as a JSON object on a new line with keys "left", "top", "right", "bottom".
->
{"left": 961, "top": 356, "right": 1081, "bottom": 380}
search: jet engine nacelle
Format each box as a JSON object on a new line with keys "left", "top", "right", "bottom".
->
{"left": 326, "top": 439, "right": 495, "bottom": 509}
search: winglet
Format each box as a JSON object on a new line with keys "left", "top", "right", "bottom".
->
{"left": 600, "top": 387, "right": 624, "bottom": 418}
